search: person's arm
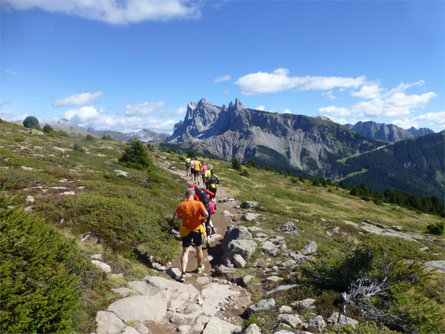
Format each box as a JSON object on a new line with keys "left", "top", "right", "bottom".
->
{"left": 173, "top": 207, "right": 182, "bottom": 221}
{"left": 204, "top": 188, "right": 215, "bottom": 199}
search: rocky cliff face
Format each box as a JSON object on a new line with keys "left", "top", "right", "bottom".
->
{"left": 166, "top": 99, "right": 381, "bottom": 177}
{"left": 347, "top": 121, "right": 434, "bottom": 142}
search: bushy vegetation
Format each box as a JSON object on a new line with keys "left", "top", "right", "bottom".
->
{"left": 426, "top": 222, "right": 444, "bottom": 235}
{"left": 232, "top": 157, "right": 242, "bottom": 171}
{"left": 119, "top": 140, "right": 152, "bottom": 170}
{"left": 299, "top": 241, "right": 444, "bottom": 333}
{"left": 23, "top": 115, "right": 40, "bottom": 129}
{"left": 0, "top": 196, "right": 84, "bottom": 333}
{"left": 42, "top": 124, "right": 55, "bottom": 134}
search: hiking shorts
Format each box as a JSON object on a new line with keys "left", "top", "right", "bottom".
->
{"left": 182, "top": 230, "right": 203, "bottom": 248}
{"left": 193, "top": 170, "right": 200, "bottom": 177}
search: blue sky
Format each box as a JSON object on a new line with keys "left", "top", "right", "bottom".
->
{"left": 1, "top": 0, "right": 444, "bottom": 133}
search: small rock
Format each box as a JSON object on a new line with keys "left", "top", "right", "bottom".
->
{"left": 266, "top": 284, "right": 298, "bottom": 295}
{"left": 202, "top": 317, "right": 242, "bottom": 334}
{"left": 327, "top": 312, "right": 358, "bottom": 329}
{"left": 266, "top": 276, "right": 283, "bottom": 282}
{"left": 248, "top": 299, "right": 276, "bottom": 313}
{"left": 90, "top": 253, "right": 103, "bottom": 261}
{"left": 241, "top": 201, "right": 260, "bottom": 209}
{"left": 278, "top": 314, "right": 303, "bottom": 328}
{"left": 241, "top": 275, "right": 253, "bottom": 286}
{"left": 177, "top": 324, "right": 192, "bottom": 333}
{"left": 122, "top": 326, "right": 140, "bottom": 334}
{"left": 278, "top": 221, "right": 299, "bottom": 235}
{"left": 292, "top": 298, "right": 316, "bottom": 309}
{"left": 326, "top": 231, "right": 333, "bottom": 237}
{"left": 137, "top": 323, "right": 150, "bottom": 334}
{"left": 307, "top": 315, "right": 326, "bottom": 333}
{"left": 279, "top": 305, "right": 292, "bottom": 313}
{"left": 111, "top": 288, "right": 133, "bottom": 297}
{"left": 95, "top": 311, "right": 125, "bottom": 334}
{"left": 281, "top": 259, "right": 296, "bottom": 269}
{"left": 26, "top": 195, "right": 35, "bottom": 203}
{"left": 243, "top": 212, "right": 262, "bottom": 222}
{"left": 391, "top": 225, "right": 404, "bottom": 232}
{"left": 301, "top": 241, "right": 317, "bottom": 256}
{"left": 273, "top": 330, "right": 294, "bottom": 334}
{"left": 91, "top": 260, "right": 112, "bottom": 273}
{"left": 261, "top": 241, "right": 278, "bottom": 256}
{"left": 425, "top": 260, "right": 445, "bottom": 273}
{"left": 222, "top": 210, "right": 234, "bottom": 217}
{"left": 61, "top": 191, "right": 75, "bottom": 196}
{"left": 332, "top": 226, "right": 340, "bottom": 233}
{"left": 233, "top": 254, "right": 247, "bottom": 268}
{"left": 242, "top": 323, "right": 261, "bottom": 334}
{"left": 114, "top": 170, "right": 129, "bottom": 178}
{"left": 196, "top": 276, "right": 210, "bottom": 285}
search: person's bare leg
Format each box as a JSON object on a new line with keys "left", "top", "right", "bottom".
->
{"left": 196, "top": 245, "right": 203, "bottom": 268}
{"left": 181, "top": 247, "right": 190, "bottom": 273}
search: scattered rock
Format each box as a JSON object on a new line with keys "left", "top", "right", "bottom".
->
{"left": 261, "top": 241, "right": 278, "bottom": 256}
{"left": 95, "top": 311, "right": 125, "bottom": 334}
{"left": 26, "top": 195, "right": 35, "bottom": 203}
{"left": 21, "top": 166, "right": 34, "bottom": 171}
{"left": 267, "top": 283, "right": 298, "bottom": 295}
{"left": 273, "top": 330, "right": 294, "bottom": 334}
{"left": 114, "top": 170, "right": 129, "bottom": 178}
{"left": 306, "top": 315, "right": 326, "bottom": 333}
{"left": 91, "top": 260, "right": 112, "bottom": 273}
{"left": 278, "top": 314, "right": 303, "bottom": 328}
{"left": 222, "top": 210, "right": 234, "bottom": 217}
{"left": 122, "top": 326, "right": 140, "bottom": 334}
{"left": 224, "top": 226, "right": 253, "bottom": 241}
{"left": 61, "top": 191, "right": 76, "bottom": 196}
{"left": 202, "top": 317, "right": 242, "bottom": 334}
{"left": 241, "top": 201, "right": 260, "bottom": 209}
{"left": 90, "top": 253, "right": 103, "bottom": 261}
{"left": 248, "top": 298, "right": 276, "bottom": 313}
{"left": 243, "top": 212, "right": 263, "bottom": 222}
{"left": 327, "top": 312, "right": 358, "bottom": 329}
{"left": 226, "top": 239, "right": 257, "bottom": 262}
{"left": 177, "top": 324, "right": 192, "bottom": 333}
{"left": 233, "top": 254, "right": 247, "bottom": 268}
{"left": 112, "top": 288, "right": 133, "bottom": 298}
{"left": 301, "top": 241, "right": 317, "bottom": 256}
{"left": 292, "top": 298, "right": 316, "bottom": 309}
{"left": 108, "top": 295, "right": 168, "bottom": 322}
{"left": 137, "top": 323, "right": 150, "bottom": 334}
{"left": 279, "top": 305, "right": 292, "bottom": 313}
{"left": 241, "top": 275, "right": 253, "bottom": 286}
{"left": 278, "top": 221, "right": 299, "bottom": 235}
{"left": 425, "top": 260, "right": 445, "bottom": 273}
{"left": 281, "top": 259, "right": 296, "bottom": 269}
{"left": 31, "top": 129, "right": 44, "bottom": 135}
{"left": 242, "top": 323, "right": 261, "bottom": 334}
{"left": 266, "top": 276, "right": 283, "bottom": 282}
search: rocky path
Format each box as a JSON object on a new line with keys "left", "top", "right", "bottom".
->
{"left": 95, "top": 163, "right": 252, "bottom": 334}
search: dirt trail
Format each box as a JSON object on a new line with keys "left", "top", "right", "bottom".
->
{"left": 167, "top": 166, "right": 239, "bottom": 285}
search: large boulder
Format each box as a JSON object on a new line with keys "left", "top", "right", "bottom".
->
{"left": 224, "top": 225, "right": 253, "bottom": 242}
{"left": 248, "top": 298, "right": 276, "bottom": 313}
{"left": 301, "top": 241, "right": 317, "bottom": 256}
{"left": 226, "top": 239, "right": 257, "bottom": 262}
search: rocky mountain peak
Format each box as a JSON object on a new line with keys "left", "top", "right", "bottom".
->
{"left": 234, "top": 98, "right": 244, "bottom": 110}
{"left": 228, "top": 101, "right": 234, "bottom": 109}
{"left": 221, "top": 104, "right": 228, "bottom": 112}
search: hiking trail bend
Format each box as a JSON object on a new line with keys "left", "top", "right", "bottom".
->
{"left": 94, "top": 162, "right": 252, "bottom": 334}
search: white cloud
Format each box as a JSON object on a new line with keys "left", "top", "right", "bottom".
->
{"left": 319, "top": 80, "right": 437, "bottom": 119}
{"left": 284, "top": 109, "right": 292, "bottom": 114}
{"left": 255, "top": 105, "right": 266, "bottom": 111}
{"left": 322, "top": 91, "right": 336, "bottom": 100}
{"left": 63, "top": 106, "right": 102, "bottom": 123}
{"left": 1, "top": 0, "right": 201, "bottom": 25}
{"left": 53, "top": 92, "right": 103, "bottom": 107}
{"left": 121, "top": 101, "right": 165, "bottom": 116}
{"left": 162, "top": 106, "right": 187, "bottom": 116}
{"left": 235, "top": 68, "right": 366, "bottom": 95}
{"left": 392, "top": 118, "right": 419, "bottom": 129}
{"left": 350, "top": 84, "right": 382, "bottom": 99}
{"left": 214, "top": 75, "right": 231, "bottom": 83}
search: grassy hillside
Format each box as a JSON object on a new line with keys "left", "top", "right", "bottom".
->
{"left": 1, "top": 119, "right": 444, "bottom": 333}
{"left": 0, "top": 120, "right": 186, "bottom": 331}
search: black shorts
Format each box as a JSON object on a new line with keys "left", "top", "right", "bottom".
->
{"left": 194, "top": 170, "right": 200, "bottom": 177}
{"left": 209, "top": 187, "right": 217, "bottom": 195}
{"left": 182, "top": 230, "right": 203, "bottom": 248}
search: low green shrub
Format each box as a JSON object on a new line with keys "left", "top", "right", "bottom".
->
{"left": 0, "top": 196, "right": 84, "bottom": 333}
{"left": 426, "top": 222, "right": 444, "bottom": 235}
{"left": 119, "top": 140, "right": 152, "bottom": 170}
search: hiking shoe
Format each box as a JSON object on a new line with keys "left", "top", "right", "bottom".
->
{"left": 196, "top": 264, "right": 205, "bottom": 274}
{"left": 179, "top": 273, "right": 186, "bottom": 282}
{"left": 211, "top": 227, "right": 216, "bottom": 235}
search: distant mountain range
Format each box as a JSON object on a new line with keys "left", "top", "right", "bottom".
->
{"left": 345, "top": 121, "right": 433, "bottom": 142}
{"left": 165, "top": 98, "right": 443, "bottom": 201}
{"left": 56, "top": 119, "right": 167, "bottom": 143}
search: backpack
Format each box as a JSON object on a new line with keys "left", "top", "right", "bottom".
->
{"left": 204, "top": 169, "right": 211, "bottom": 181}
{"left": 185, "top": 158, "right": 191, "bottom": 167}
{"left": 195, "top": 187, "right": 210, "bottom": 212}
{"left": 209, "top": 175, "right": 219, "bottom": 189}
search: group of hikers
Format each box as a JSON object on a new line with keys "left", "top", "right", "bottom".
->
{"left": 173, "top": 156, "right": 220, "bottom": 282}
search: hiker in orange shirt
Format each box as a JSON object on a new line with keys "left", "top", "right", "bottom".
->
{"left": 173, "top": 187, "right": 208, "bottom": 282}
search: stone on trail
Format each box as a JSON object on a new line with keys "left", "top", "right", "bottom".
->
{"left": 122, "top": 326, "right": 140, "bottom": 334}
{"left": 327, "top": 312, "right": 358, "bottom": 329}
{"left": 222, "top": 210, "right": 234, "bottom": 217}
{"left": 279, "top": 305, "right": 292, "bottom": 313}
{"left": 233, "top": 254, "right": 247, "bottom": 268}
{"left": 224, "top": 225, "right": 253, "bottom": 241}
{"left": 201, "top": 283, "right": 240, "bottom": 316}
{"left": 248, "top": 298, "right": 276, "bottom": 313}
{"left": 95, "top": 311, "right": 125, "bottom": 334}
{"left": 108, "top": 294, "right": 169, "bottom": 322}
{"left": 226, "top": 239, "right": 257, "bottom": 262}
{"left": 202, "top": 317, "right": 242, "bottom": 334}
{"left": 266, "top": 283, "right": 298, "bottom": 296}
{"left": 111, "top": 287, "right": 133, "bottom": 298}
{"left": 177, "top": 324, "right": 192, "bottom": 333}
{"left": 242, "top": 323, "right": 261, "bottom": 334}
{"left": 91, "top": 260, "right": 112, "bottom": 273}
{"left": 137, "top": 323, "right": 150, "bottom": 334}
{"left": 292, "top": 298, "right": 316, "bottom": 309}
{"left": 301, "top": 241, "right": 317, "bottom": 256}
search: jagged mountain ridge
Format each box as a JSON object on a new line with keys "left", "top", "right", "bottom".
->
{"left": 345, "top": 121, "right": 434, "bottom": 142}
{"left": 56, "top": 119, "right": 167, "bottom": 142}
{"left": 166, "top": 98, "right": 381, "bottom": 177}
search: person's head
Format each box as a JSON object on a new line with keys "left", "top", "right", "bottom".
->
{"left": 211, "top": 169, "right": 215, "bottom": 175}
{"left": 185, "top": 187, "right": 195, "bottom": 199}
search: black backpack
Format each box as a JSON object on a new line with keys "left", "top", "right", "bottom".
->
{"left": 195, "top": 187, "right": 210, "bottom": 212}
